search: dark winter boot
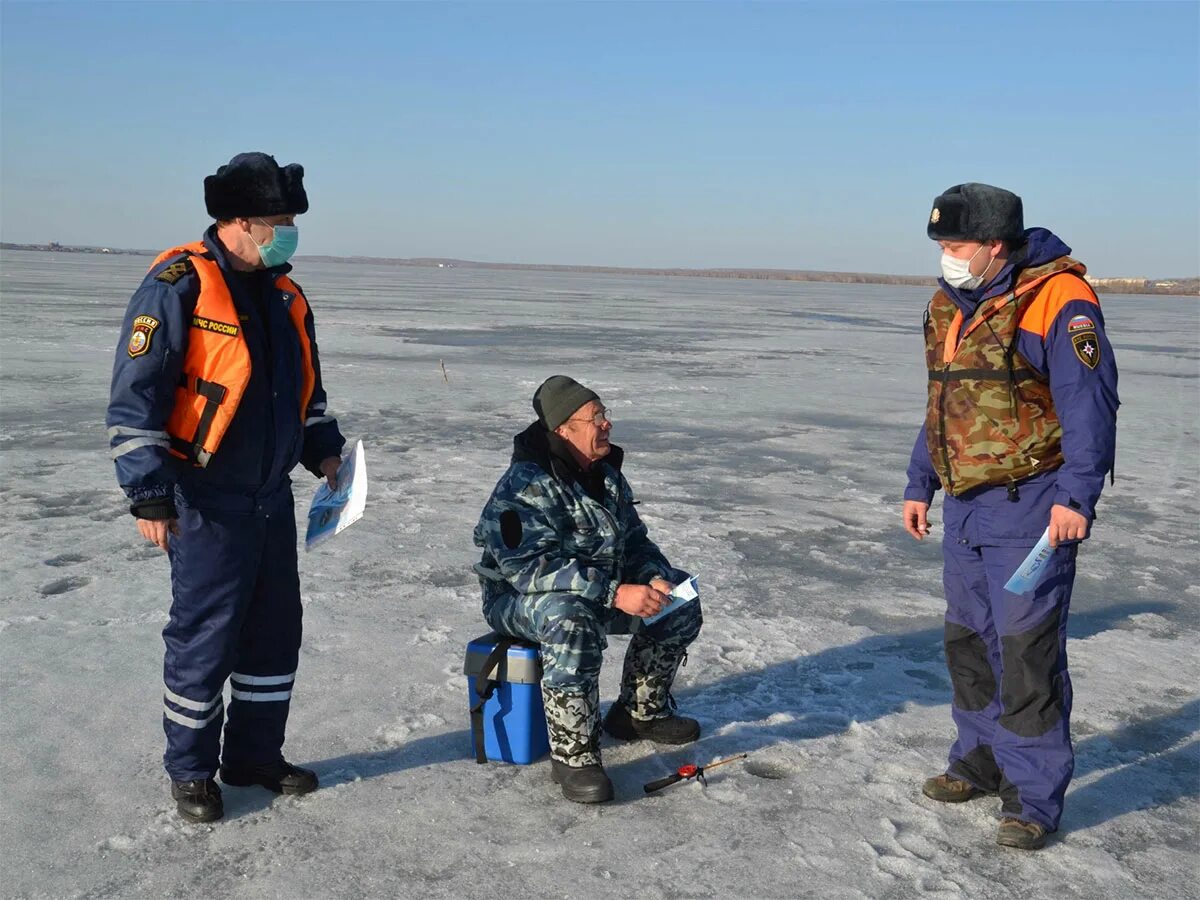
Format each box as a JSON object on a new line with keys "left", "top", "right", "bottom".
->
{"left": 605, "top": 634, "right": 699, "bottom": 744}
{"left": 542, "top": 682, "right": 612, "bottom": 803}
{"left": 219, "top": 759, "right": 319, "bottom": 795}
{"left": 171, "top": 778, "right": 224, "bottom": 823}
{"left": 921, "top": 773, "right": 984, "bottom": 803}
{"left": 550, "top": 759, "right": 614, "bottom": 803}
{"left": 603, "top": 701, "right": 700, "bottom": 745}
{"left": 997, "top": 817, "right": 1047, "bottom": 850}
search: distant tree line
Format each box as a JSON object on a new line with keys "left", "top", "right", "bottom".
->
{"left": 4, "top": 243, "right": 1195, "bottom": 295}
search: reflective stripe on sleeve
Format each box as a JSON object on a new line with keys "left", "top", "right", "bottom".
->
{"left": 107, "top": 426, "right": 170, "bottom": 439}
{"left": 111, "top": 436, "right": 170, "bottom": 458}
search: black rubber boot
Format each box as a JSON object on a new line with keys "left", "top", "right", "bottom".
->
{"left": 171, "top": 778, "right": 224, "bottom": 823}
{"left": 603, "top": 702, "right": 700, "bottom": 745}
{"left": 219, "top": 759, "right": 318, "bottom": 795}
{"left": 550, "top": 759, "right": 614, "bottom": 804}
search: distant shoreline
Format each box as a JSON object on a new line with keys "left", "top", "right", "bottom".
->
{"left": 3, "top": 242, "right": 1196, "bottom": 296}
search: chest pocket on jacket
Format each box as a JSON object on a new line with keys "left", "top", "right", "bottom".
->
{"left": 564, "top": 499, "right": 616, "bottom": 563}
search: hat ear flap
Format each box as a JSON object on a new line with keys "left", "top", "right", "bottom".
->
{"left": 281, "top": 164, "right": 308, "bottom": 215}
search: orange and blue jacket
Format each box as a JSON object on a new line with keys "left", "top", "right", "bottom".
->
{"left": 106, "top": 228, "right": 344, "bottom": 513}
{"left": 905, "top": 228, "right": 1119, "bottom": 527}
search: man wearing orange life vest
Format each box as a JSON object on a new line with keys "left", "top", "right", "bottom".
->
{"left": 903, "top": 184, "right": 1119, "bottom": 850}
{"left": 106, "top": 152, "right": 345, "bottom": 823}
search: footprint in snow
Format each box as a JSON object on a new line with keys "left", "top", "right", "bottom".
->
{"left": 44, "top": 552, "right": 90, "bottom": 567}
{"left": 39, "top": 576, "right": 91, "bottom": 596}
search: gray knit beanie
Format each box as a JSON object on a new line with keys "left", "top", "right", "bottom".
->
{"left": 532, "top": 375, "right": 600, "bottom": 431}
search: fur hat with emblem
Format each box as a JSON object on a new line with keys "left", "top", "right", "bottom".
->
{"left": 927, "top": 182, "right": 1024, "bottom": 246}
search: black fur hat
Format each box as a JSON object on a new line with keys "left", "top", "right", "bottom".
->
{"left": 927, "top": 183, "right": 1023, "bottom": 246}
{"left": 204, "top": 152, "right": 308, "bottom": 219}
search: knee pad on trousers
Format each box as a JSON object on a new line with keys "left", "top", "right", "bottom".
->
{"left": 999, "top": 611, "right": 1065, "bottom": 737}
{"left": 944, "top": 621, "right": 997, "bottom": 712}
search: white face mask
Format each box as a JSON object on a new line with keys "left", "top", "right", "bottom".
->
{"left": 940, "top": 244, "right": 989, "bottom": 290}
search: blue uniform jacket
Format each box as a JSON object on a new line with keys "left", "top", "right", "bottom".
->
{"left": 904, "top": 228, "right": 1119, "bottom": 542}
{"left": 106, "top": 227, "right": 345, "bottom": 515}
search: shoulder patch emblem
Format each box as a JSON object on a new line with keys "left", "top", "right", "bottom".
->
{"left": 1067, "top": 314, "right": 1095, "bottom": 333}
{"left": 1071, "top": 330, "right": 1100, "bottom": 369}
{"left": 155, "top": 259, "right": 193, "bottom": 285}
{"left": 127, "top": 314, "right": 160, "bottom": 358}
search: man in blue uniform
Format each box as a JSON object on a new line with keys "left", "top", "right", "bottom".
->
{"left": 903, "top": 183, "right": 1119, "bottom": 849}
{"left": 106, "top": 152, "right": 345, "bottom": 823}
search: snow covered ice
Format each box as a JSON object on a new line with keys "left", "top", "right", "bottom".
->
{"left": 1, "top": 250, "right": 1196, "bottom": 899}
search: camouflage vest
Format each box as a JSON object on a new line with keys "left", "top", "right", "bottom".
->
{"left": 924, "top": 257, "right": 1086, "bottom": 496}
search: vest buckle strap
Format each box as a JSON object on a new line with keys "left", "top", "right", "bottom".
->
{"left": 171, "top": 376, "right": 229, "bottom": 467}
{"left": 928, "top": 367, "right": 1038, "bottom": 383}
{"left": 189, "top": 377, "right": 228, "bottom": 466}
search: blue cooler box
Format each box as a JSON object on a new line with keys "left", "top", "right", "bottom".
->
{"left": 464, "top": 632, "right": 549, "bottom": 764}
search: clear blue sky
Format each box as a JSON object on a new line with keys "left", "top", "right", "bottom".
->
{"left": 2, "top": 1, "right": 1197, "bottom": 276}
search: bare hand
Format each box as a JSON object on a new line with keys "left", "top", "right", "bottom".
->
{"left": 903, "top": 500, "right": 932, "bottom": 541}
{"left": 136, "top": 518, "right": 180, "bottom": 552}
{"left": 649, "top": 577, "right": 675, "bottom": 596}
{"left": 319, "top": 456, "right": 342, "bottom": 489}
{"left": 1048, "top": 504, "right": 1088, "bottom": 548}
{"left": 614, "top": 584, "right": 669, "bottom": 618}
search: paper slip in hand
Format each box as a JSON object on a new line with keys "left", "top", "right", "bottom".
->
{"left": 1003, "top": 527, "right": 1054, "bottom": 595}
{"left": 643, "top": 576, "right": 700, "bottom": 626}
{"left": 305, "top": 439, "right": 368, "bottom": 551}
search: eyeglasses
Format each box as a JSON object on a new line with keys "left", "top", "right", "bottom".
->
{"left": 566, "top": 408, "right": 611, "bottom": 427}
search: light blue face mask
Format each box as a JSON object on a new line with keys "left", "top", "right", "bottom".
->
{"left": 253, "top": 219, "right": 299, "bottom": 268}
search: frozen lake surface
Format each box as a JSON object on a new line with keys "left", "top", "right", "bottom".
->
{"left": 1, "top": 249, "right": 1196, "bottom": 899}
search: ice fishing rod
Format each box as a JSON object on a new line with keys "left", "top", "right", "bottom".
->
{"left": 643, "top": 753, "right": 749, "bottom": 794}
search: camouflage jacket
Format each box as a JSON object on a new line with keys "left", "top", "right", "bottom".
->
{"left": 473, "top": 423, "right": 684, "bottom": 613}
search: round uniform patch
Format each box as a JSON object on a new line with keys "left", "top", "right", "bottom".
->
{"left": 127, "top": 314, "right": 160, "bottom": 358}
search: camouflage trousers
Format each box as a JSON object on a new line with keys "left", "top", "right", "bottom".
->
{"left": 483, "top": 589, "right": 702, "bottom": 766}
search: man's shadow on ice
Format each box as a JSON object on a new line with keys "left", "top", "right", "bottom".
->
{"left": 1065, "top": 698, "right": 1199, "bottom": 832}
{"left": 602, "top": 598, "right": 1186, "bottom": 812}
{"left": 287, "top": 599, "right": 1186, "bottom": 824}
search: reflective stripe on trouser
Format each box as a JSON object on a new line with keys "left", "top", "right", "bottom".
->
{"left": 941, "top": 537, "right": 1077, "bottom": 832}
{"left": 482, "top": 589, "right": 703, "bottom": 694}
{"left": 162, "top": 495, "right": 303, "bottom": 781}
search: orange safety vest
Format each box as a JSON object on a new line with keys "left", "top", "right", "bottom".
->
{"left": 149, "top": 241, "right": 316, "bottom": 467}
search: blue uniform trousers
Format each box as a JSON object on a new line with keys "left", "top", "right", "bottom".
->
{"left": 162, "top": 489, "right": 303, "bottom": 781}
{"left": 942, "top": 536, "right": 1076, "bottom": 831}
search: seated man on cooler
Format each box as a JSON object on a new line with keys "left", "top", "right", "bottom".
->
{"left": 473, "top": 375, "right": 703, "bottom": 803}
